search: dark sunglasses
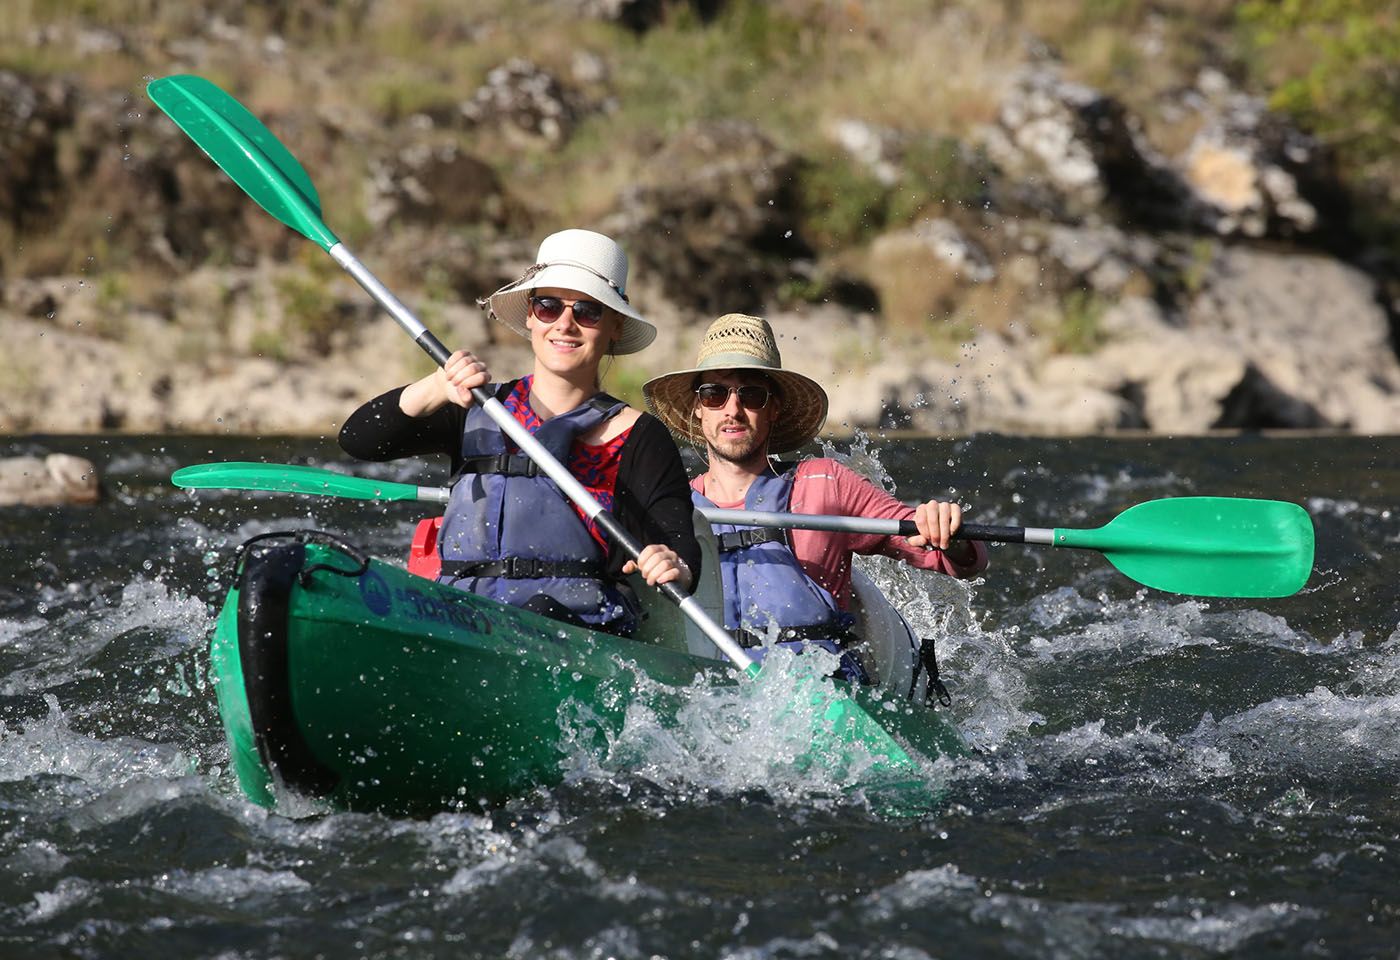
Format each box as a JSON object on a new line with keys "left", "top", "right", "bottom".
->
{"left": 695, "top": 383, "right": 773, "bottom": 410}
{"left": 529, "top": 295, "right": 606, "bottom": 327}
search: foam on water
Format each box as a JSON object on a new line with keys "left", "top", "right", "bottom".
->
{"left": 0, "top": 577, "right": 210, "bottom": 696}
{"left": 950, "top": 629, "right": 1400, "bottom": 797}
{"left": 0, "top": 694, "right": 195, "bottom": 788}
{"left": 557, "top": 643, "right": 951, "bottom": 809}
{"left": 1189, "top": 685, "right": 1400, "bottom": 780}
{"left": 151, "top": 866, "right": 312, "bottom": 902}
{"left": 852, "top": 861, "right": 1316, "bottom": 956}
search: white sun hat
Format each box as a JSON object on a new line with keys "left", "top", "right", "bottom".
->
{"left": 480, "top": 228, "right": 657, "bottom": 355}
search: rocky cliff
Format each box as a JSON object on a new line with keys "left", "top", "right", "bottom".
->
{"left": 3, "top": 1, "right": 1397, "bottom": 437}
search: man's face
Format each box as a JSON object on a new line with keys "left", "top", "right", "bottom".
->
{"left": 693, "top": 370, "right": 781, "bottom": 466}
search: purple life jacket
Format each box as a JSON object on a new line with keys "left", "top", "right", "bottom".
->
{"left": 694, "top": 468, "right": 855, "bottom": 655}
{"left": 437, "top": 382, "right": 635, "bottom": 632}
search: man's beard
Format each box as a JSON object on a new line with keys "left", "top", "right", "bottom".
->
{"left": 706, "top": 421, "right": 769, "bottom": 467}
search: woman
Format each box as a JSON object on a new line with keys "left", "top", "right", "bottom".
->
{"left": 339, "top": 228, "right": 697, "bottom": 635}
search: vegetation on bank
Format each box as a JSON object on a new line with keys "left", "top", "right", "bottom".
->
{"left": 2, "top": 0, "right": 1397, "bottom": 390}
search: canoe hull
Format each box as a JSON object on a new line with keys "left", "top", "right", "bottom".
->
{"left": 211, "top": 533, "right": 966, "bottom": 813}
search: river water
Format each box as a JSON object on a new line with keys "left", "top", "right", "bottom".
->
{"left": 1, "top": 432, "right": 1396, "bottom": 959}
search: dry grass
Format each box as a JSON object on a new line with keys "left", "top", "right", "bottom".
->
{"left": 2, "top": 0, "right": 1395, "bottom": 348}
{"left": 865, "top": 231, "right": 967, "bottom": 331}
{"left": 808, "top": 3, "right": 1019, "bottom": 138}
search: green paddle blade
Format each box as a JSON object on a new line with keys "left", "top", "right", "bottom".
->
{"left": 1055, "top": 497, "right": 1314, "bottom": 598}
{"left": 147, "top": 75, "right": 339, "bottom": 251}
{"left": 172, "top": 462, "right": 421, "bottom": 502}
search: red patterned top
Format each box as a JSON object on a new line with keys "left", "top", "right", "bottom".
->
{"left": 503, "top": 376, "right": 631, "bottom": 552}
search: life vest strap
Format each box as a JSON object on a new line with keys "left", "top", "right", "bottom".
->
{"left": 732, "top": 622, "right": 860, "bottom": 649}
{"left": 456, "top": 453, "right": 541, "bottom": 479}
{"left": 439, "top": 557, "right": 606, "bottom": 580}
{"left": 715, "top": 527, "right": 785, "bottom": 553}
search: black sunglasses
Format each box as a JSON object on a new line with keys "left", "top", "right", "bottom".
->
{"left": 529, "top": 295, "right": 606, "bottom": 327}
{"left": 695, "top": 383, "right": 773, "bottom": 410}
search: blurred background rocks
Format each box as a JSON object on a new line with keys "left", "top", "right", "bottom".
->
{"left": 2, "top": 0, "right": 1397, "bottom": 436}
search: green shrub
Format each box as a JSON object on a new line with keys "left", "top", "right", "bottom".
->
{"left": 249, "top": 328, "right": 291, "bottom": 362}
{"left": 275, "top": 255, "right": 340, "bottom": 354}
{"left": 889, "top": 136, "right": 988, "bottom": 223}
{"left": 601, "top": 357, "right": 649, "bottom": 410}
{"left": 1237, "top": 0, "right": 1400, "bottom": 168}
{"left": 1054, "top": 288, "right": 1110, "bottom": 354}
{"left": 797, "top": 154, "right": 892, "bottom": 251}
{"left": 1235, "top": 0, "right": 1400, "bottom": 248}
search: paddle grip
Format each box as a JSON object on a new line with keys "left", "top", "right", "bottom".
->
{"left": 956, "top": 524, "right": 1027, "bottom": 543}
{"left": 418, "top": 331, "right": 453, "bottom": 367}
{"left": 896, "top": 520, "right": 1027, "bottom": 543}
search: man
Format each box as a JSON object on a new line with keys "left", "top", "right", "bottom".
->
{"left": 642, "top": 313, "right": 988, "bottom": 678}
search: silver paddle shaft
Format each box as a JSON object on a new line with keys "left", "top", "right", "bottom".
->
{"left": 700, "top": 508, "right": 1054, "bottom": 544}
{"left": 327, "top": 244, "right": 754, "bottom": 670}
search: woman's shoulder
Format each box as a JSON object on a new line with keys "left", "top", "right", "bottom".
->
{"left": 622, "top": 408, "right": 681, "bottom": 444}
{"left": 615, "top": 408, "right": 687, "bottom": 460}
{"left": 589, "top": 404, "right": 643, "bottom": 444}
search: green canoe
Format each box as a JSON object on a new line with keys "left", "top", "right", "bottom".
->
{"left": 210, "top": 531, "right": 968, "bottom": 814}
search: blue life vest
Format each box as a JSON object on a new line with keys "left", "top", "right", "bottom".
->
{"left": 437, "top": 382, "right": 635, "bottom": 632}
{"left": 695, "top": 469, "right": 858, "bottom": 668}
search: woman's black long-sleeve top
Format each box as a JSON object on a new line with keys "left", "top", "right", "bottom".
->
{"left": 338, "top": 384, "right": 702, "bottom": 584}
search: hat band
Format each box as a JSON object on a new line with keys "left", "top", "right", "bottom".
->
{"left": 477, "top": 261, "right": 630, "bottom": 321}
{"left": 540, "top": 259, "right": 629, "bottom": 302}
{"left": 697, "top": 350, "right": 781, "bottom": 371}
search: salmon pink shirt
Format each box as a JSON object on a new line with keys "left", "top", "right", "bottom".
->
{"left": 694, "top": 458, "right": 989, "bottom": 610}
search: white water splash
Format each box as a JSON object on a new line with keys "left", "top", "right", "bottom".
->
{"left": 1188, "top": 685, "right": 1400, "bottom": 778}
{"left": 0, "top": 695, "right": 195, "bottom": 789}
{"left": 856, "top": 864, "right": 1315, "bottom": 955}
{"left": 25, "top": 876, "right": 93, "bottom": 924}
{"left": 151, "top": 866, "right": 312, "bottom": 902}
{"left": 556, "top": 645, "right": 955, "bottom": 808}
{"left": 1018, "top": 587, "right": 1350, "bottom": 662}
{"left": 818, "top": 435, "right": 1046, "bottom": 752}
{"left": 1, "top": 577, "right": 211, "bottom": 696}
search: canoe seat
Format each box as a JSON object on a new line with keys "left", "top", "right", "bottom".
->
{"left": 846, "top": 564, "right": 919, "bottom": 694}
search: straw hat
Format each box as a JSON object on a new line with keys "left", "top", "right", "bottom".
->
{"left": 482, "top": 229, "right": 657, "bottom": 355}
{"left": 643, "top": 314, "right": 829, "bottom": 454}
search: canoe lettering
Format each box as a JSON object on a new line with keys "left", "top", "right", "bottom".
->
{"left": 357, "top": 569, "right": 393, "bottom": 616}
{"left": 393, "top": 585, "right": 495, "bottom": 636}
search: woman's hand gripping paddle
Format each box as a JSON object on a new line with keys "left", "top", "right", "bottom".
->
{"left": 149, "top": 75, "right": 926, "bottom": 782}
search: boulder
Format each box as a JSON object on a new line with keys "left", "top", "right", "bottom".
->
{"left": 1187, "top": 247, "right": 1400, "bottom": 430}
{"left": 0, "top": 454, "right": 101, "bottom": 506}
{"left": 866, "top": 219, "right": 995, "bottom": 328}
{"left": 458, "top": 59, "right": 580, "bottom": 145}
{"left": 1038, "top": 326, "right": 1258, "bottom": 433}
{"left": 365, "top": 142, "right": 511, "bottom": 230}
{"left": 610, "top": 120, "right": 807, "bottom": 315}
{"left": 1171, "top": 69, "right": 1331, "bottom": 240}
{"left": 976, "top": 64, "right": 1181, "bottom": 225}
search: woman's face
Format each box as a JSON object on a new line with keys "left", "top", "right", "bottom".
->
{"left": 525, "top": 286, "right": 621, "bottom": 382}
